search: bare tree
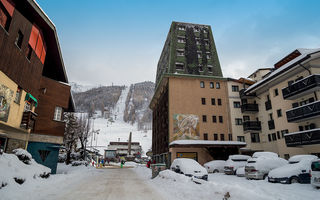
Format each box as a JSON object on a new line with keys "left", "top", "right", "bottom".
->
{"left": 64, "top": 113, "right": 79, "bottom": 165}
{"left": 77, "top": 114, "right": 91, "bottom": 159}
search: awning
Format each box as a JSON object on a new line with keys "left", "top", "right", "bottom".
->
{"left": 25, "top": 93, "right": 38, "bottom": 107}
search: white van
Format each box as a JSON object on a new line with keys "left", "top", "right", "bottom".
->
{"left": 311, "top": 159, "right": 320, "bottom": 188}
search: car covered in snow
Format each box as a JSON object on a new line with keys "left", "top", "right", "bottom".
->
{"left": 224, "top": 155, "right": 251, "bottom": 175}
{"left": 268, "top": 155, "right": 318, "bottom": 184}
{"left": 245, "top": 152, "right": 287, "bottom": 180}
{"left": 311, "top": 159, "right": 320, "bottom": 188}
{"left": 204, "top": 160, "right": 226, "bottom": 173}
{"left": 236, "top": 166, "right": 245, "bottom": 177}
{"left": 170, "top": 158, "right": 208, "bottom": 181}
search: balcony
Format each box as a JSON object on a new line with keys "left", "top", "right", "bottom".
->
{"left": 268, "top": 120, "right": 275, "bottom": 130}
{"left": 241, "top": 104, "right": 259, "bottom": 113}
{"left": 285, "top": 128, "right": 320, "bottom": 147}
{"left": 265, "top": 100, "right": 272, "bottom": 110}
{"left": 243, "top": 121, "right": 261, "bottom": 132}
{"left": 282, "top": 74, "right": 320, "bottom": 100}
{"left": 286, "top": 100, "right": 320, "bottom": 123}
{"left": 239, "top": 89, "right": 256, "bottom": 99}
{"left": 20, "top": 111, "right": 37, "bottom": 130}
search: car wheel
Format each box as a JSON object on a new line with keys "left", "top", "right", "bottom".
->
{"left": 213, "top": 169, "right": 219, "bottom": 173}
{"left": 290, "top": 176, "right": 300, "bottom": 184}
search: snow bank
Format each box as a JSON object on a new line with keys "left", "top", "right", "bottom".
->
{"left": 157, "top": 170, "right": 193, "bottom": 183}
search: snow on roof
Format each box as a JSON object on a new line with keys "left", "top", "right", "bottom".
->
{"left": 246, "top": 48, "right": 320, "bottom": 93}
{"left": 284, "top": 128, "right": 320, "bottom": 137}
{"left": 169, "top": 140, "right": 246, "bottom": 146}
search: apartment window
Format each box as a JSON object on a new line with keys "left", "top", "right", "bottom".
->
{"left": 200, "top": 81, "right": 205, "bottom": 88}
{"left": 232, "top": 85, "right": 239, "bottom": 92}
{"left": 197, "top": 52, "right": 202, "bottom": 58}
{"left": 204, "top": 40, "right": 209, "bottom": 46}
{"left": 214, "top": 133, "right": 218, "bottom": 140}
{"left": 199, "top": 65, "right": 203, "bottom": 72}
{"left": 219, "top": 116, "right": 223, "bottom": 123}
{"left": 202, "top": 115, "right": 207, "bottom": 122}
{"left": 274, "top": 88, "right": 279, "bottom": 96}
{"left": 243, "top": 116, "right": 250, "bottom": 121}
{"left": 269, "top": 113, "right": 273, "bottom": 120}
{"left": 210, "top": 82, "right": 214, "bottom": 89}
{"left": 268, "top": 134, "right": 272, "bottom": 142}
{"left": 26, "top": 45, "right": 32, "bottom": 60}
{"left": 177, "top": 36, "right": 186, "bottom": 43}
{"left": 53, "top": 106, "right": 63, "bottom": 121}
{"left": 237, "top": 136, "right": 245, "bottom": 142}
{"left": 228, "top": 134, "right": 232, "bottom": 141}
{"left": 176, "top": 49, "right": 185, "bottom": 56}
{"left": 233, "top": 101, "right": 241, "bottom": 108}
{"left": 15, "top": 30, "right": 24, "bottom": 49}
{"left": 218, "top": 98, "right": 222, "bottom": 105}
{"left": 194, "top": 26, "right": 200, "bottom": 32}
{"left": 14, "top": 87, "right": 22, "bottom": 104}
{"left": 220, "top": 134, "right": 225, "bottom": 141}
{"left": 206, "top": 53, "right": 212, "bottom": 59}
{"left": 175, "top": 62, "right": 184, "bottom": 70}
{"left": 178, "top": 26, "right": 185, "bottom": 31}
{"left": 201, "top": 98, "right": 206, "bottom": 105}
{"left": 281, "top": 129, "right": 288, "bottom": 138}
{"left": 0, "top": 3, "right": 11, "bottom": 31}
{"left": 196, "top": 38, "right": 201, "bottom": 45}
{"left": 204, "top": 133, "right": 208, "bottom": 140}
{"left": 208, "top": 65, "right": 213, "bottom": 73}
{"left": 272, "top": 133, "right": 277, "bottom": 141}
{"left": 211, "top": 98, "right": 215, "bottom": 105}
{"left": 216, "top": 82, "right": 220, "bottom": 89}
{"left": 277, "top": 109, "right": 282, "bottom": 117}
{"left": 277, "top": 131, "right": 281, "bottom": 139}
{"left": 235, "top": 118, "right": 242, "bottom": 125}
{"left": 212, "top": 115, "right": 217, "bottom": 123}
{"left": 251, "top": 133, "right": 260, "bottom": 143}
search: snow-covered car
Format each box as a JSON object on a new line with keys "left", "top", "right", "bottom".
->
{"left": 236, "top": 166, "right": 245, "bottom": 177}
{"left": 224, "top": 155, "right": 251, "bottom": 175}
{"left": 268, "top": 155, "right": 318, "bottom": 184}
{"left": 311, "top": 159, "right": 320, "bottom": 188}
{"left": 245, "top": 153, "right": 287, "bottom": 180}
{"left": 204, "top": 160, "right": 226, "bottom": 173}
{"left": 170, "top": 158, "right": 208, "bottom": 181}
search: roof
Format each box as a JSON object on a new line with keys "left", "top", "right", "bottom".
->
{"left": 246, "top": 48, "right": 320, "bottom": 93}
{"left": 169, "top": 140, "right": 246, "bottom": 147}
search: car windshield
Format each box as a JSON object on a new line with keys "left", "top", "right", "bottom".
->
{"left": 248, "top": 161, "right": 256, "bottom": 163}
{"left": 311, "top": 161, "right": 320, "bottom": 171}
{"left": 289, "top": 161, "right": 299, "bottom": 164}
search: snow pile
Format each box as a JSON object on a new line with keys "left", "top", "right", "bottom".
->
{"left": 157, "top": 170, "right": 193, "bottom": 183}
{"left": 0, "top": 150, "right": 51, "bottom": 189}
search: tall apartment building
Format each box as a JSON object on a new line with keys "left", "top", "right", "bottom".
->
{"left": 150, "top": 22, "right": 245, "bottom": 166}
{"left": 240, "top": 48, "right": 320, "bottom": 158}
{"left": 0, "top": 0, "right": 74, "bottom": 173}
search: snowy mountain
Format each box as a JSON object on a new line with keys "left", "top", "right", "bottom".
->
{"left": 69, "top": 82, "right": 97, "bottom": 93}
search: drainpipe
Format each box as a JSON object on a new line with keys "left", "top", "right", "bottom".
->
{"left": 298, "top": 63, "right": 318, "bottom": 101}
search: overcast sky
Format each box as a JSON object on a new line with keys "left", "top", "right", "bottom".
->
{"left": 37, "top": 0, "right": 320, "bottom": 86}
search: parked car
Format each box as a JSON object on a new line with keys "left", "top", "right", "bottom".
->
{"left": 268, "top": 155, "right": 318, "bottom": 184}
{"left": 204, "top": 160, "right": 226, "bottom": 173}
{"left": 224, "top": 155, "right": 251, "bottom": 175}
{"left": 245, "top": 152, "right": 287, "bottom": 180}
{"left": 311, "top": 159, "right": 320, "bottom": 188}
{"left": 236, "top": 167, "right": 245, "bottom": 177}
{"left": 170, "top": 158, "right": 208, "bottom": 181}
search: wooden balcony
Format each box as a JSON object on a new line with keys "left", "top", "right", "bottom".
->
{"left": 286, "top": 101, "right": 320, "bottom": 123}
{"left": 20, "top": 111, "right": 37, "bottom": 130}
{"left": 285, "top": 128, "right": 320, "bottom": 147}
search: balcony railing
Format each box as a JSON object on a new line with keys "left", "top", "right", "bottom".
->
{"left": 20, "top": 111, "right": 37, "bottom": 130}
{"left": 286, "top": 100, "right": 320, "bottom": 122}
{"left": 243, "top": 121, "right": 261, "bottom": 132}
{"left": 268, "top": 120, "right": 275, "bottom": 130}
{"left": 239, "top": 89, "right": 256, "bottom": 99}
{"left": 282, "top": 74, "right": 320, "bottom": 100}
{"left": 241, "top": 104, "right": 259, "bottom": 113}
{"left": 265, "top": 100, "right": 272, "bottom": 110}
{"left": 285, "top": 128, "right": 320, "bottom": 147}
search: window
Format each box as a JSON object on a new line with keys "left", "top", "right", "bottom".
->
{"left": 206, "top": 53, "right": 211, "bottom": 59}
{"left": 199, "top": 65, "right": 203, "bottom": 72}
{"left": 208, "top": 65, "right": 213, "bottom": 73}
{"left": 26, "top": 45, "right": 32, "bottom": 60}
{"left": 233, "top": 101, "right": 241, "bottom": 108}
{"left": 243, "top": 116, "right": 250, "bottom": 121}
{"left": 176, "top": 49, "right": 184, "bottom": 56}
{"left": 220, "top": 134, "right": 225, "bottom": 141}
{"left": 24, "top": 102, "right": 32, "bottom": 111}
{"left": 268, "top": 134, "right": 272, "bottom": 142}
{"left": 271, "top": 133, "right": 276, "bottom": 141}
{"left": 218, "top": 98, "right": 222, "bottom": 105}
{"left": 204, "top": 133, "right": 208, "bottom": 140}
{"left": 274, "top": 88, "right": 279, "bottom": 96}
{"left": 277, "top": 131, "right": 281, "bottom": 139}
{"left": 214, "top": 133, "right": 218, "bottom": 140}
{"left": 235, "top": 118, "right": 242, "bottom": 125}
{"left": 196, "top": 38, "right": 201, "bottom": 45}
{"left": 0, "top": 1, "right": 12, "bottom": 32}
{"left": 228, "top": 134, "right": 232, "bottom": 141}
{"left": 54, "top": 106, "right": 63, "bottom": 121}
{"left": 210, "top": 82, "right": 214, "bottom": 88}
{"left": 14, "top": 87, "right": 22, "bottom": 104}
{"left": 201, "top": 98, "right": 206, "bottom": 105}
{"left": 197, "top": 52, "right": 202, "bottom": 58}
{"left": 177, "top": 36, "right": 186, "bottom": 43}
{"left": 211, "top": 98, "right": 215, "bottom": 105}
{"left": 251, "top": 133, "right": 260, "bottom": 143}
{"left": 232, "top": 85, "right": 239, "bottom": 92}
{"left": 178, "top": 26, "right": 185, "bottom": 31}
{"left": 269, "top": 113, "right": 273, "bottom": 120}
{"left": 28, "top": 25, "right": 47, "bottom": 64}
{"left": 212, "top": 115, "right": 217, "bottom": 123}
{"left": 237, "top": 136, "right": 245, "bottom": 142}
{"left": 202, "top": 115, "right": 207, "bottom": 122}
{"left": 204, "top": 40, "right": 209, "bottom": 46}
{"left": 281, "top": 129, "right": 289, "bottom": 138}
{"left": 175, "top": 62, "right": 184, "bottom": 70}
{"left": 219, "top": 116, "right": 223, "bottom": 123}
{"left": 200, "top": 81, "right": 205, "bottom": 88}
{"left": 15, "top": 30, "right": 24, "bottom": 49}
{"left": 277, "top": 109, "right": 282, "bottom": 117}
{"left": 216, "top": 82, "right": 220, "bottom": 89}
{"left": 194, "top": 26, "right": 200, "bottom": 32}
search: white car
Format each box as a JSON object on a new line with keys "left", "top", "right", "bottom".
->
{"left": 245, "top": 155, "right": 287, "bottom": 180}
{"left": 311, "top": 159, "right": 320, "bottom": 188}
{"left": 236, "top": 166, "right": 245, "bottom": 177}
{"left": 251, "top": 151, "right": 278, "bottom": 158}
{"left": 268, "top": 155, "right": 318, "bottom": 184}
{"left": 204, "top": 160, "right": 226, "bottom": 173}
{"left": 224, "top": 155, "right": 251, "bottom": 175}
{"left": 170, "top": 158, "right": 208, "bottom": 181}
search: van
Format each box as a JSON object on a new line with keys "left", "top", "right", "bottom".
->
{"left": 311, "top": 159, "right": 320, "bottom": 188}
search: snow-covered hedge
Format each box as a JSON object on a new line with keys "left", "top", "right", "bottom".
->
{"left": 71, "top": 160, "right": 88, "bottom": 166}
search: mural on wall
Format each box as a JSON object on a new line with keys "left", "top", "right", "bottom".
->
{"left": 0, "top": 84, "right": 13, "bottom": 122}
{"left": 172, "top": 114, "right": 199, "bottom": 141}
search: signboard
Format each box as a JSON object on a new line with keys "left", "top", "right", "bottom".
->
{"left": 176, "top": 152, "right": 198, "bottom": 161}
{"left": 172, "top": 114, "right": 199, "bottom": 141}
